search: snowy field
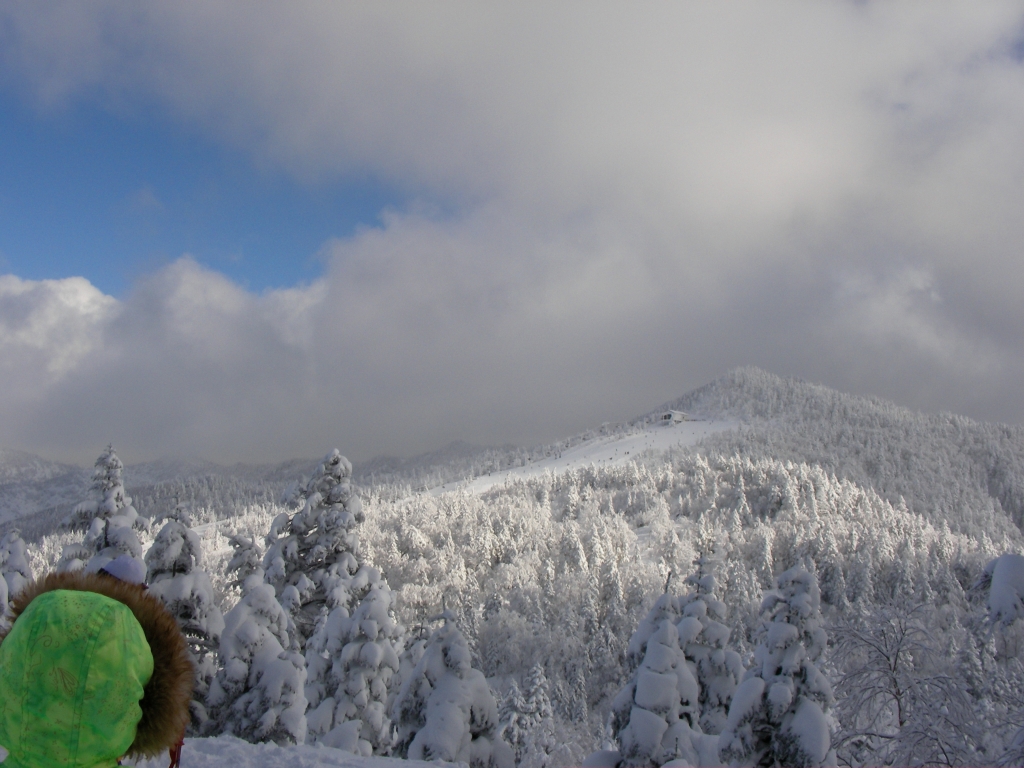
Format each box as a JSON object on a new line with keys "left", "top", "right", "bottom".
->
{"left": 130, "top": 735, "right": 456, "bottom": 768}
{"left": 428, "top": 419, "right": 739, "bottom": 495}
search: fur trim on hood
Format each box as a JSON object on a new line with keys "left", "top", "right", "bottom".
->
{"left": 0, "top": 570, "right": 194, "bottom": 758}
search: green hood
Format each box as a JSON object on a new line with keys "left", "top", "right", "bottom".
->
{"left": 0, "top": 589, "right": 154, "bottom": 768}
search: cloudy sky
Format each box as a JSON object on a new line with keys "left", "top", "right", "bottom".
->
{"left": 1, "top": 3, "right": 1024, "bottom": 465}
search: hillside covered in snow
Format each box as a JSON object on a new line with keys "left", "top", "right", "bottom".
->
{"left": 4, "top": 369, "right": 1024, "bottom": 767}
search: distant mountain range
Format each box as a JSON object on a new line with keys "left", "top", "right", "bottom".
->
{"left": 3, "top": 367, "right": 1023, "bottom": 544}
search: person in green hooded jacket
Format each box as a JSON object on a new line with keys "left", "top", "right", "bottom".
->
{"left": 0, "top": 556, "right": 194, "bottom": 767}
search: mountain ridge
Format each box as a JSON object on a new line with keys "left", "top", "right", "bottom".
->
{"left": 3, "top": 367, "right": 1024, "bottom": 542}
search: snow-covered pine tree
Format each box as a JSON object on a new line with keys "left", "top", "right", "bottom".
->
{"left": 391, "top": 610, "right": 513, "bottom": 768}
{"left": 62, "top": 446, "right": 117, "bottom": 528}
{"left": 677, "top": 559, "right": 743, "bottom": 735}
{"left": 500, "top": 663, "right": 557, "bottom": 768}
{"left": 0, "top": 530, "right": 32, "bottom": 621}
{"left": 263, "top": 449, "right": 365, "bottom": 643}
{"left": 611, "top": 590, "right": 715, "bottom": 767}
{"left": 816, "top": 530, "right": 849, "bottom": 613}
{"left": 226, "top": 533, "right": 263, "bottom": 587}
{"left": 390, "top": 625, "right": 429, "bottom": 718}
{"left": 304, "top": 568, "right": 403, "bottom": 754}
{"left": 499, "top": 679, "right": 528, "bottom": 759}
{"left": 145, "top": 514, "right": 225, "bottom": 733}
{"left": 57, "top": 445, "right": 148, "bottom": 574}
{"left": 155, "top": 499, "right": 194, "bottom": 528}
{"left": 719, "top": 565, "right": 835, "bottom": 768}
{"left": 845, "top": 550, "right": 874, "bottom": 606}
{"left": 205, "top": 573, "right": 307, "bottom": 745}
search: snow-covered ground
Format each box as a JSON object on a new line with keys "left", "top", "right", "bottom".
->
{"left": 131, "top": 735, "right": 456, "bottom": 768}
{"left": 428, "top": 419, "right": 739, "bottom": 495}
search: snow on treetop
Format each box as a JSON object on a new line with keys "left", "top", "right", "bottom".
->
{"left": 983, "top": 552, "right": 1024, "bottom": 626}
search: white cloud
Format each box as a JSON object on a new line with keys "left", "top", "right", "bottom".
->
{"left": 0, "top": 275, "right": 116, "bottom": 378}
{"left": 2, "top": 3, "right": 1024, "bottom": 461}
{"left": 833, "top": 267, "right": 1003, "bottom": 374}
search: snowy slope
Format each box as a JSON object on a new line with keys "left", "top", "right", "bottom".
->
{"left": 0, "top": 449, "right": 80, "bottom": 484}
{"left": 429, "top": 419, "right": 739, "bottom": 495}
{"left": 130, "top": 735, "right": 456, "bottom": 768}
{"left": 0, "top": 468, "right": 89, "bottom": 529}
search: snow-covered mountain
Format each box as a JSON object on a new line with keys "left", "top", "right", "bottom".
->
{"left": 0, "top": 450, "right": 89, "bottom": 533}
{"left": 5, "top": 367, "right": 1024, "bottom": 542}
{"left": 0, "top": 448, "right": 81, "bottom": 484}
{"left": 670, "top": 368, "right": 1024, "bottom": 539}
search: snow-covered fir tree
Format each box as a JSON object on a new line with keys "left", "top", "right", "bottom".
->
{"left": 263, "top": 449, "right": 366, "bottom": 643}
{"left": 206, "top": 572, "right": 307, "bottom": 744}
{"left": 500, "top": 663, "right": 558, "bottom": 768}
{"left": 390, "top": 625, "right": 429, "bottom": 719}
{"left": 611, "top": 590, "right": 717, "bottom": 767}
{"left": 304, "top": 568, "right": 403, "bottom": 754}
{"left": 678, "top": 559, "right": 743, "bottom": 735}
{"left": 719, "top": 565, "right": 835, "bottom": 768}
{"left": 500, "top": 679, "right": 528, "bottom": 758}
{"left": 57, "top": 445, "right": 148, "bottom": 574}
{"left": 391, "top": 610, "right": 513, "bottom": 768}
{"left": 226, "top": 533, "right": 263, "bottom": 587}
{"left": 154, "top": 499, "right": 194, "bottom": 528}
{"left": 145, "top": 512, "right": 225, "bottom": 733}
{"left": 62, "top": 445, "right": 134, "bottom": 529}
{"left": 0, "top": 531, "right": 33, "bottom": 624}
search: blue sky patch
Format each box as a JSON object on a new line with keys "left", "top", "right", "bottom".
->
{"left": 0, "top": 94, "right": 401, "bottom": 296}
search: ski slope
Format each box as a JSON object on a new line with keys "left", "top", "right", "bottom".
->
{"left": 429, "top": 419, "right": 739, "bottom": 495}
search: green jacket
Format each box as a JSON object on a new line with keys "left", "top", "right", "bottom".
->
{"left": 0, "top": 572, "right": 194, "bottom": 768}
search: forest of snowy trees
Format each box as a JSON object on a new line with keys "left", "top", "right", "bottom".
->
{"left": 5, "top": 371, "right": 1024, "bottom": 766}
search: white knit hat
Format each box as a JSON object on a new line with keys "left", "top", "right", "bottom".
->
{"left": 99, "top": 554, "right": 147, "bottom": 585}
